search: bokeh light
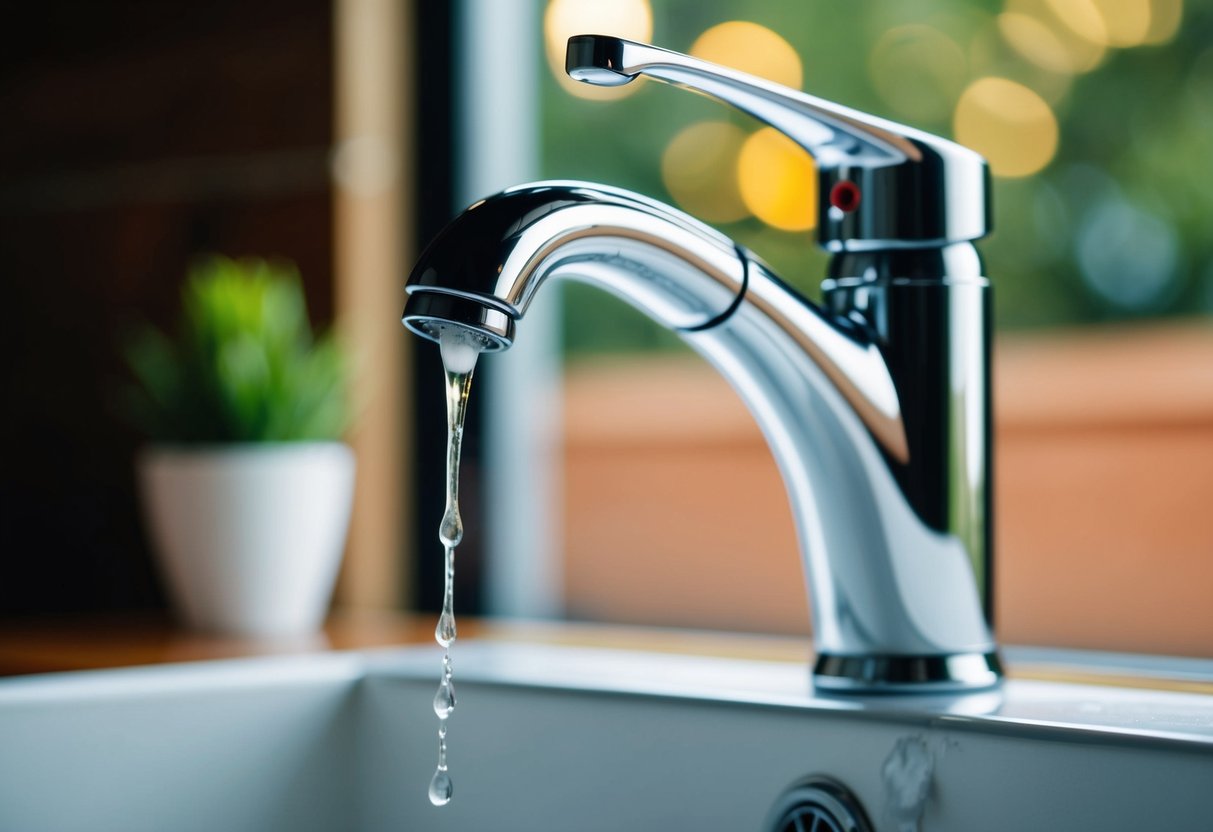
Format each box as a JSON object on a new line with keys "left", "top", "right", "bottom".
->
{"left": 661, "top": 121, "right": 750, "bottom": 223}
{"left": 737, "top": 127, "right": 817, "bottom": 231}
{"left": 869, "top": 25, "right": 967, "bottom": 122}
{"left": 544, "top": 0, "right": 652, "bottom": 100}
{"left": 1006, "top": 0, "right": 1108, "bottom": 72}
{"left": 998, "top": 12, "right": 1076, "bottom": 74}
{"left": 1090, "top": 0, "right": 1152, "bottom": 48}
{"left": 954, "top": 77, "right": 1059, "bottom": 178}
{"left": 1144, "top": 0, "right": 1184, "bottom": 45}
{"left": 1000, "top": 0, "right": 1181, "bottom": 67}
{"left": 1077, "top": 192, "right": 1181, "bottom": 309}
{"left": 689, "top": 21, "right": 802, "bottom": 89}
{"left": 1043, "top": 0, "right": 1108, "bottom": 45}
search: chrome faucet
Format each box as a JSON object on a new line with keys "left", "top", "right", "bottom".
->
{"left": 403, "top": 36, "right": 1001, "bottom": 692}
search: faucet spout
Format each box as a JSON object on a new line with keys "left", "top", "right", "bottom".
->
{"left": 406, "top": 182, "right": 906, "bottom": 459}
{"left": 405, "top": 181, "right": 747, "bottom": 341}
{"left": 405, "top": 181, "right": 1000, "bottom": 692}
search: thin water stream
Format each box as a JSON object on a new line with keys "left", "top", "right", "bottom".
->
{"left": 427, "top": 327, "right": 483, "bottom": 807}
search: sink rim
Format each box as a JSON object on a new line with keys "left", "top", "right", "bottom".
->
{"left": 3, "top": 633, "right": 1209, "bottom": 754}
{"left": 363, "top": 639, "right": 1213, "bottom": 754}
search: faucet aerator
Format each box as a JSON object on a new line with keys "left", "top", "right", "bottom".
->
{"left": 403, "top": 290, "right": 515, "bottom": 352}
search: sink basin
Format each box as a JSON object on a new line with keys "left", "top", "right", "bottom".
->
{"left": 2, "top": 639, "right": 1210, "bottom": 831}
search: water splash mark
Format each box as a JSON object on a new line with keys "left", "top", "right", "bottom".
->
{"left": 881, "top": 736, "right": 934, "bottom": 832}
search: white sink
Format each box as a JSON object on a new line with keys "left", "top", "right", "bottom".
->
{"left": 2, "top": 640, "right": 1210, "bottom": 831}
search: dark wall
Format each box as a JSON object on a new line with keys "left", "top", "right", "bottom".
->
{"left": 0, "top": 1, "right": 335, "bottom": 615}
{"left": 410, "top": 0, "right": 483, "bottom": 616}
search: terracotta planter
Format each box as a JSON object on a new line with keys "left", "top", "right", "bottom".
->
{"left": 138, "top": 442, "right": 355, "bottom": 636}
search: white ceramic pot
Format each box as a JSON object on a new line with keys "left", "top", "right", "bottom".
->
{"left": 138, "top": 443, "right": 355, "bottom": 636}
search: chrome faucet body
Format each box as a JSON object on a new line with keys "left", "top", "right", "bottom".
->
{"left": 404, "top": 37, "right": 1002, "bottom": 692}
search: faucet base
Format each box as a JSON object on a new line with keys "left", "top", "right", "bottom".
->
{"left": 813, "top": 651, "right": 1003, "bottom": 693}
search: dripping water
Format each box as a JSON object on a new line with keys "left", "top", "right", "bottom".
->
{"left": 427, "top": 324, "right": 484, "bottom": 808}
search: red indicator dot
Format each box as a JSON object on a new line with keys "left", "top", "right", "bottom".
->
{"left": 830, "top": 181, "right": 862, "bottom": 213}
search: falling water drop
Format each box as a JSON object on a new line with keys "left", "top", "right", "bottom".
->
{"left": 428, "top": 767, "right": 453, "bottom": 807}
{"left": 424, "top": 324, "right": 484, "bottom": 808}
{"left": 440, "top": 508, "right": 463, "bottom": 548}
{"left": 434, "top": 673, "right": 456, "bottom": 719}
{"left": 435, "top": 606, "right": 457, "bottom": 648}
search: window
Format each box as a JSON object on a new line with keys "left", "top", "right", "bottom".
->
{"left": 461, "top": 0, "right": 1212, "bottom": 656}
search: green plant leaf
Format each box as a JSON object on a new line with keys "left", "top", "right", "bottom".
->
{"left": 120, "top": 255, "right": 350, "bottom": 443}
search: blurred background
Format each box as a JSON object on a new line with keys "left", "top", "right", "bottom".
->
{"left": 2, "top": 0, "right": 1210, "bottom": 659}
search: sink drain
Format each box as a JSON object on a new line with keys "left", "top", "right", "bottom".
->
{"left": 765, "top": 777, "right": 872, "bottom": 832}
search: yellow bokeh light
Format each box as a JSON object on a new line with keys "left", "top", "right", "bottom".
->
{"left": 1005, "top": 0, "right": 1107, "bottom": 72}
{"left": 737, "top": 127, "right": 817, "bottom": 231}
{"left": 1144, "top": 0, "right": 1183, "bottom": 45}
{"left": 1090, "top": 0, "right": 1152, "bottom": 47}
{"left": 1043, "top": 0, "right": 1108, "bottom": 45}
{"left": 998, "top": 12, "right": 1075, "bottom": 74}
{"left": 954, "top": 77, "right": 1059, "bottom": 178}
{"left": 543, "top": 0, "right": 652, "bottom": 100}
{"left": 690, "top": 21, "right": 803, "bottom": 89}
{"left": 869, "top": 25, "right": 967, "bottom": 122}
{"left": 661, "top": 121, "right": 750, "bottom": 224}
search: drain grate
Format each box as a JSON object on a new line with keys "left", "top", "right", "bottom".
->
{"left": 773, "top": 804, "right": 847, "bottom": 832}
{"left": 766, "top": 777, "right": 872, "bottom": 832}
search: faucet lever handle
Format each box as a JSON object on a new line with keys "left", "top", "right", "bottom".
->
{"left": 567, "top": 34, "right": 912, "bottom": 167}
{"left": 566, "top": 34, "right": 990, "bottom": 250}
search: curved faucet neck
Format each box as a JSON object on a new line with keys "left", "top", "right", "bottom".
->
{"left": 405, "top": 182, "right": 904, "bottom": 458}
{"left": 404, "top": 181, "right": 1000, "bottom": 692}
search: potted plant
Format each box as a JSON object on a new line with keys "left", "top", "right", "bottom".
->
{"left": 125, "top": 256, "right": 354, "bottom": 636}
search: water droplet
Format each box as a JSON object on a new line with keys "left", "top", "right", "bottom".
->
{"left": 435, "top": 610, "right": 457, "bottom": 647}
{"left": 425, "top": 337, "right": 485, "bottom": 809}
{"left": 433, "top": 675, "right": 456, "bottom": 718}
{"left": 440, "top": 508, "right": 463, "bottom": 547}
{"left": 428, "top": 767, "right": 453, "bottom": 806}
